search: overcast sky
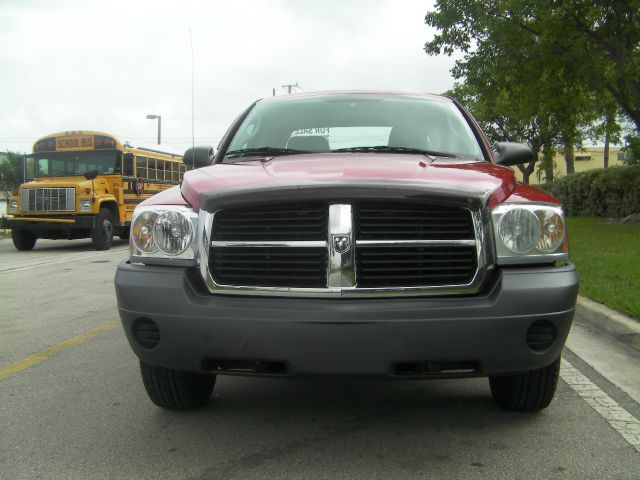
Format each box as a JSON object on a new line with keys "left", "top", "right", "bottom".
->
{"left": 0, "top": 0, "right": 457, "bottom": 154}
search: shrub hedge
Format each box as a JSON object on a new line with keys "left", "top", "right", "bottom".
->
{"left": 540, "top": 165, "right": 640, "bottom": 217}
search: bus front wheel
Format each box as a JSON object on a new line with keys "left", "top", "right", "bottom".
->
{"left": 91, "top": 208, "right": 114, "bottom": 250}
{"left": 12, "top": 229, "right": 37, "bottom": 251}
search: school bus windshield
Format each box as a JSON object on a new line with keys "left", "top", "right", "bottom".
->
{"left": 28, "top": 150, "right": 121, "bottom": 178}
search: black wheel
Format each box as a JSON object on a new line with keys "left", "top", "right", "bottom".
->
{"left": 91, "top": 208, "right": 114, "bottom": 250}
{"left": 118, "top": 226, "right": 130, "bottom": 240}
{"left": 12, "top": 229, "right": 37, "bottom": 251}
{"left": 139, "top": 361, "right": 216, "bottom": 410}
{"left": 489, "top": 357, "right": 560, "bottom": 412}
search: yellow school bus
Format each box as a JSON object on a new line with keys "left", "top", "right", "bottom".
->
{"left": 3, "top": 130, "right": 185, "bottom": 250}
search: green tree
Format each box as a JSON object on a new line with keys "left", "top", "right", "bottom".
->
{"left": 0, "top": 152, "right": 24, "bottom": 199}
{"left": 425, "top": 0, "right": 640, "bottom": 181}
{"left": 425, "top": 0, "right": 640, "bottom": 130}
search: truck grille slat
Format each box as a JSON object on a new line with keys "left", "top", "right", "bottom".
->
{"left": 213, "top": 203, "right": 327, "bottom": 241}
{"left": 211, "top": 246, "right": 327, "bottom": 288}
{"left": 356, "top": 245, "right": 477, "bottom": 288}
{"left": 356, "top": 202, "right": 472, "bottom": 240}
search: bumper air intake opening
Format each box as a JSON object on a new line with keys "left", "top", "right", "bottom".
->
{"left": 526, "top": 319, "right": 557, "bottom": 352}
{"left": 132, "top": 318, "right": 160, "bottom": 349}
{"left": 202, "top": 358, "right": 288, "bottom": 375}
{"left": 393, "top": 360, "right": 479, "bottom": 377}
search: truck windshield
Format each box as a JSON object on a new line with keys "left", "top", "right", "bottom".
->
{"left": 28, "top": 151, "right": 121, "bottom": 178}
{"left": 224, "top": 94, "right": 484, "bottom": 161}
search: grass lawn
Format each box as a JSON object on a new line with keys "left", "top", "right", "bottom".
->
{"left": 567, "top": 217, "right": 640, "bottom": 319}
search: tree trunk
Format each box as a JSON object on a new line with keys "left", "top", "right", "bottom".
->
{"left": 517, "top": 143, "right": 539, "bottom": 184}
{"left": 604, "top": 129, "right": 610, "bottom": 169}
{"left": 542, "top": 141, "right": 554, "bottom": 183}
{"left": 564, "top": 142, "right": 575, "bottom": 175}
{"left": 517, "top": 162, "right": 534, "bottom": 184}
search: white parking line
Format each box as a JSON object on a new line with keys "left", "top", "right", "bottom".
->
{"left": 0, "top": 247, "right": 129, "bottom": 274}
{"left": 561, "top": 358, "right": 640, "bottom": 452}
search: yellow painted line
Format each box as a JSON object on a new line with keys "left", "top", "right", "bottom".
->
{"left": 0, "top": 320, "right": 120, "bottom": 381}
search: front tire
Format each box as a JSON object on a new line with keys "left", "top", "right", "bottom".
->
{"left": 489, "top": 357, "right": 561, "bottom": 412}
{"left": 118, "top": 226, "right": 130, "bottom": 240}
{"left": 12, "top": 229, "right": 37, "bottom": 251}
{"left": 91, "top": 208, "right": 114, "bottom": 250}
{"left": 139, "top": 361, "right": 216, "bottom": 410}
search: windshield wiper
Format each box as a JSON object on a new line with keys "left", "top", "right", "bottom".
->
{"left": 331, "top": 146, "right": 458, "bottom": 158}
{"left": 225, "top": 147, "right": 310, "bottom": 159}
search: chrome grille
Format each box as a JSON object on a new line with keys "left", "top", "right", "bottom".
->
{"left": 354, "top": 202, "right": 477, "bottom": 287}
{"left": 20, "top": 188, "right": 76, "bottom": 212}
{"left": 210, "top": 203, "right": 328, "bottom": 287}
{"left": 201, "top": 200, "right": 485, "bottom": 297}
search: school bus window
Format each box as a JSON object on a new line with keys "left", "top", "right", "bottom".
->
{"left": 24, "top": 156, "right": 35, "bottom": 180}
{"left": 123, "top": 154, "right": 135, "bottom": 176}
{"left": 171, "top": 162, "right": 178, "bottom": 182}
{"left": 179, "top": 164, "right": 186, "bottom": 180}
{"left": 148, "top": 158, "right": 157, "bottom": 180}
{"left": 157, "top": 160, "right": 166, "bottom": 181}
{"left": 136, "top": 157, "right": 147, "bottom": 178}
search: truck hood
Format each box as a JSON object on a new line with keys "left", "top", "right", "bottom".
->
{"left": 180, "top": 153, "right": 520, "bottom": 212}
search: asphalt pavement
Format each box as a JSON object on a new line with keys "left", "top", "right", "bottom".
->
{"left": 1, "top": 238, "right": 639, "bottom": 479}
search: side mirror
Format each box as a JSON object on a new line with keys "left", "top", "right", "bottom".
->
{"left": 183, "top": 145, "right": 214, "bottom": 169}
{"left": 83, "top": 169, "right": 99, "bottom": 180}
{"left": 494, "top": 142, "right": 534, "bottom": 166}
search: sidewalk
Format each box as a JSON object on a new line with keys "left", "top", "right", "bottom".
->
{"left": 568, "top": 295, "right": 640, "bottom": 406}
{"left": 575, "top": 295, "right": 640, "bottom": 347}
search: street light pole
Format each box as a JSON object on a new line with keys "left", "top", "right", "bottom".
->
{"left": 146, "top": 114, "right": 162, "bottom": 144}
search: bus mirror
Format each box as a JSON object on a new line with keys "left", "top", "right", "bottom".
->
{"left": 183, "top": 145, "right": 214, "bottom": 169}
{"left": 83, "top": 169, "right": 99, "bottom": 180}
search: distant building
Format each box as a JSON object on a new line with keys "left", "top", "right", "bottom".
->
{"left": 514, "top": 146, "right": 631, "bottom": 184}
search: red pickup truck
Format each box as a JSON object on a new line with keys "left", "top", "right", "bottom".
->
{"left": 115, "top": 91, "right": 578, "bottom": 411}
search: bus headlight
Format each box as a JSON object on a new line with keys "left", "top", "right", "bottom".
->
{"left": 8, "top": 200, "right": 18, "bottom": 213}
{"left": 492, "top": 204, "right": 568, "bottom": 264}
{"left": 130, "top": 206, "right": 198, "bottom": 265}
{"left": 79, "top": 199, "right": 92, "bottom": 212}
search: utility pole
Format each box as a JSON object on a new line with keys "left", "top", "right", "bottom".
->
{"left": 281, "top": 82, "right": 300, "bottom": 94}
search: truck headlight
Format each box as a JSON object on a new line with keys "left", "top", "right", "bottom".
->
{"left": 130, "top": 206, "right": 198, "bottom": 265}
{"left": 79, "top": 199, "right": 92, "bottom": 211}
{"left": 8, "top": 200, "right": 18, "bottom": 213}
{"left": 153, "top": 211, "right": 193, "bottom": 255}
{"left": 492, "top": 204, "right": 568, "bottom": 264}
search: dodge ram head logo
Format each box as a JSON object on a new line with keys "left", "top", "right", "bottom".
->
{"left": 331, "top": 234, "right": 351, "bottom": 254}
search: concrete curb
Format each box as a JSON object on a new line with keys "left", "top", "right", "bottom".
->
{"left": 576, "top": 295, "right": 640, "bottom": 337}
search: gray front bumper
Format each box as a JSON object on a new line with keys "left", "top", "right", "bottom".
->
{"left": 115, "top": 262, "right": 578, "bottom": 377}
